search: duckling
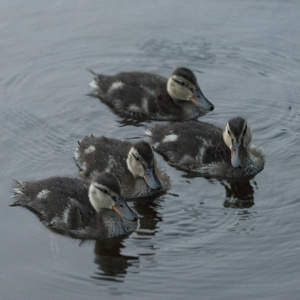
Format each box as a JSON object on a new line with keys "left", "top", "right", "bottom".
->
{"left": 75, "top": 136, "right": 170, "bottom": 198}
{"left": 11, "top": 172, "right": 138, "bottom": 239}
{"left": 89, "top": 67, "right": 214, "bottom": 121}
{"left": 147, "top": 117, "right": 264, "bottom": 181}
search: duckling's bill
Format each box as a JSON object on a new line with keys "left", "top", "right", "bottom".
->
{"left": 190, "top": 89, "right": 214, "bottom": 111}
{"left": 144, "top": 167, "right": 162, "bottom": 190}
{"left": 113, "top": 198, "right": 137, "bottom": 222}
{"left": 231, "top": 142, "right": 246, "bottom": 168}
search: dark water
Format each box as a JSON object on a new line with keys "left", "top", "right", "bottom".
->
{"left": 1, "top": 1, "right": 300, "bottom": 299}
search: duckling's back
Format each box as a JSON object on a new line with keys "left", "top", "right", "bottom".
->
{"left": 12, "top": 177, "right": 93, "bottom": 228}
{"left": 149, "top": 121, "right": 230, "bottom": 171}
{"left": 90, "top": 71, "right": 192, "bottom": 120}
{"left": 75, "top": 136, "right": 132, "bottom": 179}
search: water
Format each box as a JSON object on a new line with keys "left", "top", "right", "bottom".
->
{"left": 1, "top": 0, "right": 300, "bottom": 299}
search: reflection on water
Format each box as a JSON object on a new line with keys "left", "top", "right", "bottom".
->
{"left": 222, "top": 180, "right": 256, "bottom": 208}
{"left": 91, "top": 197, "right": 163, "bottom": 283}
{"left": 117, "top": 118, "right": 148, "bottom": 128}
{"left": 138, "top": 38, "right": 216, "bottom": 65}
{"left": 92, "top": 239, "right": 139, "bottom": 283}
{"left": 182, "top": 171, "right": 257, "bottom": 208}
{"left": 131, "top": 197, "right": 163, "bottom": 236}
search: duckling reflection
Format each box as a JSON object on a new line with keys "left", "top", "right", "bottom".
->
{"left": 92, "top": 239, "right": 139, "bottom": 281}
{"left": 130, "top": 197, "right": 164, "bottom": 236}
{"left": 222, "top": 180, "right": 255, "bottom": 208}
{"left": 181, "top": 172, "right": 256, "bottom": 208}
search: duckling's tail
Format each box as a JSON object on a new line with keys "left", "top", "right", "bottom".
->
{"left": 87, "top": 69, "right": 99, "bottom": 92}
{"left": 144, "top": 128, "right": 153, "bottom": 138}
{"left": 87, "top": 68, "right": 97, "bottom": 76}
{"left": 11, "top": 180, "right": 25, "bottom": 206}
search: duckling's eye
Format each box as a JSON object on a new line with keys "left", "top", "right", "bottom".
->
{"left": 173, "top": 79, "right": 185, "bottom": 86}
{"left": 99, "top": 188, "right": 108, "bottom": 194}
{"left": 133, "top": 154, "right": 140, "bottom": 161}
{"left": 228, "top": 130, "right": 231, "bottom": 136}
{"left": 97, "top": 187, "right": 108, "bottom": 194}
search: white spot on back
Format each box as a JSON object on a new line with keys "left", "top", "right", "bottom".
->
{"left": 144, "top": 128, "right": 152, "bottom": 137}
{"left": 62, "top": 206, "right": 70, "bottom": 223}
{"left": 84, "top": 145, "right": 96, "bottom": 154}
{"left": 62, "top": 198, "right": 78, "bottom": 224}
{"left": 37, "top": 189, "right": 50, "bottom": 199}
{"left": 89, "top": 80, "right": 99, "bottom": 91}
{"left": 74, "top": 143, "right": 81, "bottom": 161}
{"left": 50, "top": 217, "right": 60, "bottom": 225}
{"left": 199, "top": 140, "right": 209, "bottom": 163}
{"left": 108, "top": 81, "right": 124, "bottom": 93}
{"left": 105, "top": 155, "right": 117, "bottom": 173}
{"left": 142, "top": 98, "right": 148, "bottom": 113}
{"left": 162, "top": 134, "right": 178, "bottom": 143}
{"left": 113, "top": 99, "right": 123, "bottom": 110}
{"left": 199, "top": 146, "right": 206, "bottom": 161}
{"left": 141, "top": 85, "right": 156, "bottom": 96}
{"left": 81, "top": 162, "right": 87, "bottom": 172}
{"left": 152, "top": 142, "right": 159, "bottom": 149}
{"left": 128, "top": 104, "right": 142, "bottom": 113}
{"left": 13, "top": 184, "right": 24, "bottom": 196}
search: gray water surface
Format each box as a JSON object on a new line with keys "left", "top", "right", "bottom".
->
{"left": 1, "top": 1, "right": 300, "bottom": 299}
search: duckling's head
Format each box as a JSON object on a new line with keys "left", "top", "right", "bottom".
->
{"left": 167, "top": 67, "right": 214, "bottom": 112}
{"left": 223, "top": 117, "right": 252, "bottom": 168}
{"left": 126, "top": 141, "right": 162, "bottom": 190}
{"left": 88, "top": 172, "right": 137, "bottom": 222}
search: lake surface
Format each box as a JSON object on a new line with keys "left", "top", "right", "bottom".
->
{"left": 1, "top": 1, "right": 300, "bottom": 299}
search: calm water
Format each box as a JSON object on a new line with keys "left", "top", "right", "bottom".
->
{"left": 1, "top": 1, "right": 300, "bottom": 299}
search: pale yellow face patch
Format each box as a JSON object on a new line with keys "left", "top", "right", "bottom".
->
{"left": 223, "top": 121, "right": 252, "bottom": 149}
{"left": 88, "top": 182, "right": 118, "bottom": 212}
{"left": 167, "top": 75, "right": 195, "bottom": 101}
{"left": 126, "top": 147, "right": 149, "bottom": 178}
